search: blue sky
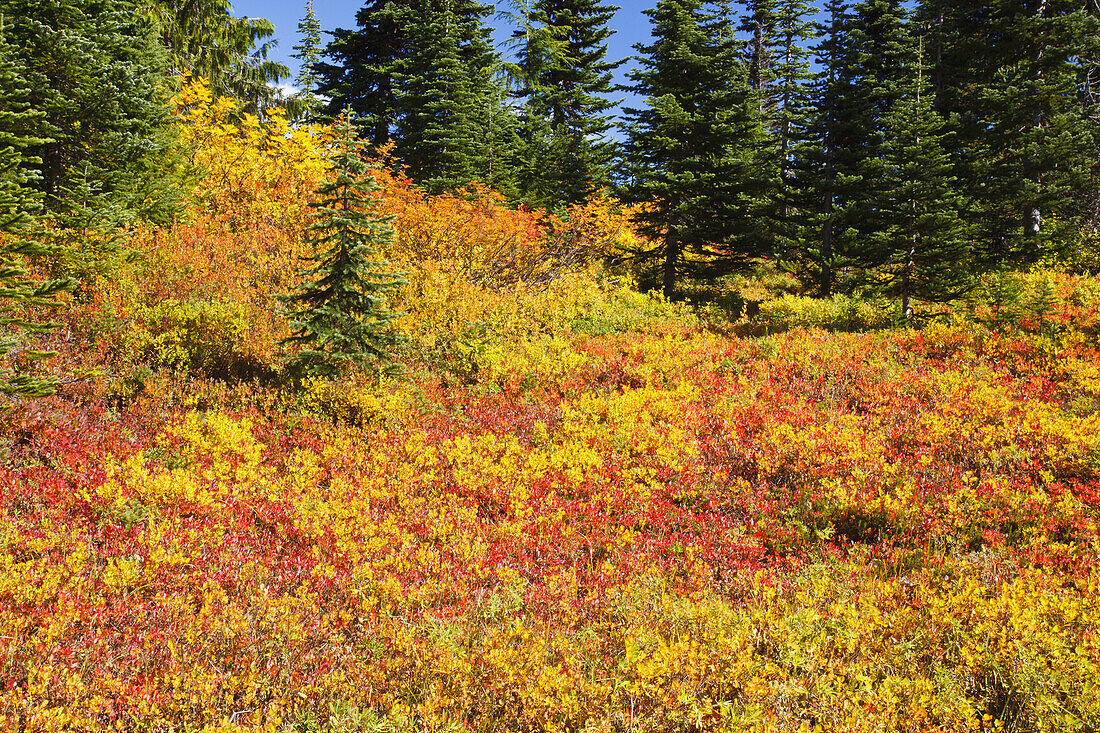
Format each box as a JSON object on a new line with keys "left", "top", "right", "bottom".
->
{"left": 231, "top": 0, "right": 656, "bottom": 101}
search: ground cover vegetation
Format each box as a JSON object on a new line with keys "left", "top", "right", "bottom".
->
{"left": 1, "top": 0, "right": 1100, "bottom": 731}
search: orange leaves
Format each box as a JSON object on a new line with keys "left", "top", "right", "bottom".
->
{"left": 383, "top": 180, "right": 549, "bottom": 287}
{"left": 11, "top": 78, "right": 1100, "bottom": 729}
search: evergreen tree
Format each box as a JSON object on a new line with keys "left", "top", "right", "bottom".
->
{"left": 45, "top": 164, "right": 133, "bottom": 286}
{"left": 842, "top": 0, "right": 913, "bottom": 271}
{"left": 288, "top": 0, "right": 323, "bottom": 120}
{"left": 620, "top": 0, "right": 765, "bottom": 298}
{"left": 918, "top": 0, "right": 1099, "bottom": 260}
{"left": 318, "top": 0, "right": 510, "bottom": 193}
{"left": 738, "top": 0, "right": 777, "bottom": 101}
{"left": 751, "top": 0, "right": 816, "bottom": 261}
{"left": 278, "top": 114, "right": 405, "bottom": 378}
{"left": 1, "top": 0, "right": 183, "bottom": 224}
{"left": 785, "top": 0, "right": 857, "bottom": 296}
{"left": 316, "top": 0, "right": 409, "bottom": 148}
{"left": 142, "top": 0, "right": 288, "bottom": 113}
{"left": 393, "top": 0, "right": 492, "bottom": 190}
{"left": 509, "top": 0, "right": 621, "bottom": 206}
{"left": 875, "top": 38, "right": 971, "bottom": 318}
{"left": 787, "top": 0, "right": 911, "bottom": 296}
{"left": 478, "top": 68, "right": 524, "bottom": 199}
{"left": 0, "top": 19, "right": 75, "bottom": 399}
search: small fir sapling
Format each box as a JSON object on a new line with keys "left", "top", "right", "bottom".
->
{"left": 278, "top": 112, "right": 405, "bottom": 379}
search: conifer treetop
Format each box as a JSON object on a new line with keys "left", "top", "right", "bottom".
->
{"left": 278, "top": 112, "right": 406, "bottom": 378}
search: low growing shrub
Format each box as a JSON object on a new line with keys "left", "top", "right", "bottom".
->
{"left": 135, "top": 298, "right": 274, "bottom": 380}
{"left": 744, "top": 293, "right": 893, "bottom": 334}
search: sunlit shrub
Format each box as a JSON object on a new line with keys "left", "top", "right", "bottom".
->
{"left": 299, "top": 375, "right": 411, "bottom": 430}
{"left": 569, "top": 285, "right": 689, "bottom": 336}
{"left": 134, "top": 298, "right": 273, "bottom": 380}
{"left": 745, "top": 293, "right": 893, "bottom": 334}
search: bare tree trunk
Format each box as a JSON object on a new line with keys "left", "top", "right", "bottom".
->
{"left": 1025, "top": 0, "right": 1049, "bottom": 239}
{"left": 663, "top": 231, "right": 680, "bottom": 300}
{"left": 903, "top": 233, "right": 915, "bottom": 319}
{"left": 819, "top": 211, "right": 834, "bottom": 298}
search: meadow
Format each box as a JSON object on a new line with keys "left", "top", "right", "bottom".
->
{"left": 1, "top": 81, "right": 1098, "bottom": 732}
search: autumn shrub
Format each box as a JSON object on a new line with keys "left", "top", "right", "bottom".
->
{"left": 7, "top": 300, "right": 1100, "bottom": 730}
{"left": 298, "top": 375, "right": 411, "bottom": 430}
{"left": 13, "top": 75, "right": 1100, "bottom": 733}
{"left": 744, "top": 292, "right": 894, "bottom": 334}
{"left": 133, "top": 297, "right": 275, "bottom": 380}
{"left": 172, "top": 77, "right": 328, "bottom": 236}
{"left": 379, "top": 177, "right": 629, "bottom": 291}
{"left": 967, "top": 267, "right": 1100, "bottom": 338}
{"left": 569, "top": 283, "right": 689, "bottom": 336}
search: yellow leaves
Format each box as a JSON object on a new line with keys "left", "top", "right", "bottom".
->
{"left": 170, "top": 76, "right": 329, "bottom": 244}
{"left": 1059, "top": 353, "right": 1100, "bottom": 397}
{"left": 100, "top": 555, "right": 142, "bottom": 591}
{"left": 168, "top": 412, "right": 262, "bottom": 465}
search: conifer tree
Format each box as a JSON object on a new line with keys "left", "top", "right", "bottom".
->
{"left": 842, "top": 0, "right": 913, "bottom": 272}
{"left": 0, "top": 19, "right": 75, "bottom": 399}
{"left": 278, "top": 114, "right": 405, "bottom": 378}
{"left": 393, "top": 0, "right": 494, "bottom": 191}
{"left": 788, "top": 0, "right": 911, "bottom": 296}
{"left": 509, "top": 0, "right": 621, "bottom": 206}
{"left": 875, "top": 38, "right": 971, "bottom": 318}
{"left": 1, "top": 0, "right": 182, "bottom": 224}
{"left": 738, "top": 0, "right": 777, "bottom": 101}
{"left": 620, "top": 0, "right": 765, "bottom": 298}
{"left": 318, "top": 0, "right": 510, "bottom": 193}
{"left": 142, "top": 0, "right": 288, "bottom": 112}
{"left": 288, "top": 0, "right": 323, "bottom": 120}
{"left": 751, "top": 0, "right": 816, "bottom": 260}
{"left": 46, "top": 164, "right": 133, "bottom": 285}
{"left": 316, "top": 0, "right": 408, "bottom": 147}
{"left": 478, "top": 68, "right": 523, "bottom": 199}
{"left": 784, "top": 0, "right": 856, "bottom": 296}
{"left": 918, "top": 0, "right": 1099, "bottom": 260}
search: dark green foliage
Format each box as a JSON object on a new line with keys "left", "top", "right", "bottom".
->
{"left": 278, "top": 115, "right": 405, "bottom": 379}
{"left": 509, "top": 0, "right": 622, "bottom": 206}
{"left": 318, "top": 0, "right": 514, "bottom": 193}
{"left": 288, "top": 0, "right": 324, "bottom": 121}
{"left": 918, "top": 0, "right": 1100, "bottom": 261}
{"left": 392, "top": 0, "right": 500, "bottom": 191}
{"left": 0, "top": 20, "right": 76, "bottom": 400}
{"left": 970, "top": 266, "right": 1024, "bottom": 333}
{"left": 787, "top": 0, "right": 915, "bottom": 297}
{"left": 44, "top": 163, "right": 137, "bottom": 290}
{"left": 142, "top": 0, "right": 289, "bottom": 113}
{"left": 620, "top": 0, "right": 766, "bottom": 299}
{"left": 746, "top": 0, "right": 817, "bottom": 262}
{"left": 874, "top": 41, "right": 972, "bottom": 318}
{"left": 1, "top": 0, "right": 183, "bottom": 225}
{"left": 0, "top": 16, "right": 41, "bottom": 236}
{"left": 1026, "top": 277, "right": 1058, "bottom": 338}
{"left": 315, "top": 0, "right": 408, "bottom": 148}
{"left": 737, "top": 0, "right": 777, "bottom": 97}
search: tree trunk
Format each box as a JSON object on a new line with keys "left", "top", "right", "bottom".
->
{"left": 663, "top": 230, "right": 680, "bottom": 300}
{"left": 819, "top": 207, "right": 834, "bottom": 298}
{"left": 902, "top": 232, "right": 915, "bottom": 319}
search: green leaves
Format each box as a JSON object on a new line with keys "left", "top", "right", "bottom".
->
{"left": 620, "top": 0, "right": 767, "bottom": 298}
